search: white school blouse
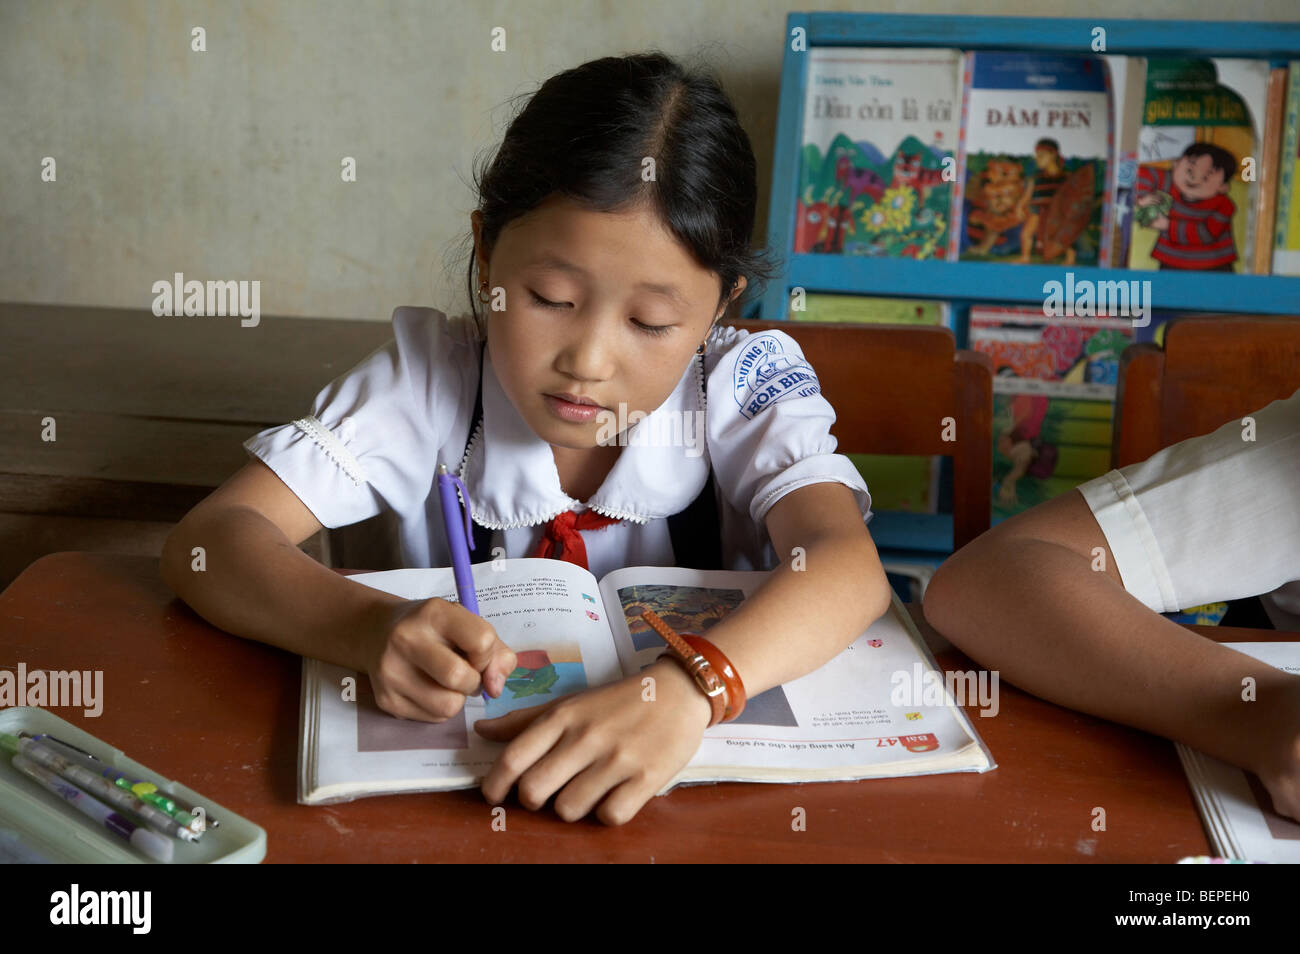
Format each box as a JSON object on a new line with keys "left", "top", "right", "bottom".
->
{"left": 1076, "top": 387, "right": 1300, "bottom": 631}
{"left": 243, "top": 306, "right": 874, "bottom": 579}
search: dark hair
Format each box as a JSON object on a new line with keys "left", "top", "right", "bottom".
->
{"left": 1034, "top": 138, "right": 1060, "bottom": 154}
{"left": 1180, "top": 142, "right": 1237, "bottom": 184}
{"left": 462, "top": 51, "right": 778, "bottom": 328}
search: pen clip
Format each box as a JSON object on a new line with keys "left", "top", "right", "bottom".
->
{"left": 26, "top": 733, "right": 98, "bottom": 760}
{"left": 449, "top": 473, "right": 476, "bottom": 551}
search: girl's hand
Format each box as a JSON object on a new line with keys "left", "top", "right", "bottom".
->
{"left": 360, "top": 598, "right": 517, "bottom": 722}
{"left": 474, "top": 658, "right": 713, "bottom": 826}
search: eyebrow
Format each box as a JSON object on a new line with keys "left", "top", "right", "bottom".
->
{"left": 525, "top": 254, "right": 691, "bottom": 308}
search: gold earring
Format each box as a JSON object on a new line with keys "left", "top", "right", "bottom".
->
{"left": 477, "top": 279, "right": 491, "bottom": 304}
{"left": 697, "top": 317, "right": 719, "bottom": 355}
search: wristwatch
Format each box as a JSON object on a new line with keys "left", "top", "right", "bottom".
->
{"left": 656, "top": 633, "right": 728, "bottom": 728}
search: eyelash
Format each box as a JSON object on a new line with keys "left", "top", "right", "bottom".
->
{"left": 528, "top": 291, "right": 673, "bottom": 338}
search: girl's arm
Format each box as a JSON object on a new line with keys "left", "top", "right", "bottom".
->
{"left": 160, "top": 460, "right": 407, "bottom": 671}
{"left": 163, "top": 460, "right": 520, "bottom": 715}
{"left": 693, "top": 481, "right": 892, "bottom": 697}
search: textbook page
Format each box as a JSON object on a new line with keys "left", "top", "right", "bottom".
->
{"left": 302, "top": 560, "right": 623, "bottom": 803}
{"left": 1176, "top": 642, "right": 1300, "bottom": 863}
{"left": 596, "top": 566, "right": 994, "bottom": 790}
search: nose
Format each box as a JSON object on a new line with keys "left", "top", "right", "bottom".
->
{"left": 555, "top": 314, "right": 615, "bottom": 383}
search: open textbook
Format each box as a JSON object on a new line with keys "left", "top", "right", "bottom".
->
{"left": 298, "top": 560, "right": 995, "bottom": 805}
{"left": 1175, "top": 642, "right": 1300, "bottom": 863}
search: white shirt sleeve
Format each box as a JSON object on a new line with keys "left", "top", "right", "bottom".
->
{"left": 242, "top": 307, "right": 468, "bottom": 530}
{"left": 1076, "top": 387, "right": 1300, "bottom": 621}
{"left": 705, "top": 325, "right": 873, "bottom": 532}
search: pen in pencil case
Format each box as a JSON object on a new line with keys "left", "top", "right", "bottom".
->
{"left": 10, "top": 753, "right": 174, "bottom": 863}
{"left": 20, "top": 733, "right": 206, "bottom": 832}
{"left": 29, "top": 732, "right": 220, "bottom": 831}
{"left": 0, "top": 733, "right": 200, "bottom": 843}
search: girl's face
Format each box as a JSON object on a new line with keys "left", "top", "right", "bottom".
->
{"left": 471, "top": 194, "right": 745, "bottom": 452}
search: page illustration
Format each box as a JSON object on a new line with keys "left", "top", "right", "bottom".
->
{"left": 485, "top": 644, "right": 588, "bottom": 719}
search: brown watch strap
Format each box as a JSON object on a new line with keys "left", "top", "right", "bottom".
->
{"left": 640, "top": 610, "right": 727, "bottom": 727}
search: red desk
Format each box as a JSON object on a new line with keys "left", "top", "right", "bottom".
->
{"left": 6, "top": 552, "right": 1295, "bottom": 862}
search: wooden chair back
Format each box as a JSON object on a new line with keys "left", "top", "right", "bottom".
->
{"left": 1115, "top": 315, "right": 1300, "bottom": 468}
{"left": 731, "top": 320, "right": 993, "bottom": 549}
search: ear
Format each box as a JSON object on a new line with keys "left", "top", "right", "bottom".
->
{"left": 718, "top": 276, "right": 748, "bottom": 318}
{"left": 471, "top": 211, "right": 491, "bottom": 273}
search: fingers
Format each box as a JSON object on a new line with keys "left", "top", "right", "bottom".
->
{"left": 420, "top": 599, "right": 518, "bottom": 691}
{"left": 473, "top": 696, "right": 564, "bottom": 737}
{"left": 552, "top": 753, "right": 648, "bottom": 826}
{"left": 371, "top": 679, "right": 466, "bottom": 723}
{"left": 479, "top": 705, "right": 576, "bottom": 807}
{"left": 372, "top": 641, "right": 482, "bottom": 721}
{"left": 394, "top": 636, "right": 483, "bottom": 697}
{"left": 478, "top": 716, "right": 654, "bottom": 826}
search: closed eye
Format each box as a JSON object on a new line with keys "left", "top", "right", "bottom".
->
{"left": 529, "top": 290, "right": 569, "bottom": 310}
{"left": 633, "top": 319, "right": 673, "bottom": 338}
{"left": 529, "top": 290, "right": 674, "bottom": 338}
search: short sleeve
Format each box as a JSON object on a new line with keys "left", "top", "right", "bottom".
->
{"left": 242, "top": 306, "right": 476, "bottom": 529}
{"left": 1075, "top": 387, "right": 1300, "bottom": 615}
{"left": 704, "top": 325, "right": 873, "bottom": 530}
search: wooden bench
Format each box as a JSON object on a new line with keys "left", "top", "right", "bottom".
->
{"left": 0, "top": 301, "right": 395, "bottom": 589}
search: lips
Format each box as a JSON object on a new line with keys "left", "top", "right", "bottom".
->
{"left": 548, "top": 391, "right": 606, "bottom": 409}
{"left": 543, "top": 393, "right": 607, "bottom": 424}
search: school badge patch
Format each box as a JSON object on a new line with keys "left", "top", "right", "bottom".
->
{"left": 732, "top": 333, "right": 821, "bottom": 420}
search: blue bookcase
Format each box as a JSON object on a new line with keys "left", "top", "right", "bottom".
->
{"left": 759, "top": 13, "right": 1300, "bottom": 322}
{"left": 755, "top": 13, "right": 1300, "bottom": 568}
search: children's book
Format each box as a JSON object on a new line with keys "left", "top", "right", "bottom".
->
{"left": 796, "top": 47, "right": 962, "bottom": 260}
{"left": 789, "top": 293, "right": 949, "bottom": 326}
{"left": 298, "top": 561, "right": 995, "bottom": 804}
{"left": 955, "top": 52, "right": 1111, "bottom": 266}
{"left": 970, "top": 306, "right": 1133, "bottom": 519}
{"left": 1251, "top": 67, "right": 1290, "bottom": 274}
{"left": 1273, "top": 64, "right": 1300, "bottom": 276}
{"left": 1104, "top": 56, "right": 1147, "bottom": 267}
{"left": 1175, "top": 642, "right": 1300, "bottom": 863}
{"left": 845, "top": 453, "right": 940, "bottom": 515}
{"left": 1127, "top": 58, "right": 1271, "bottom": 274}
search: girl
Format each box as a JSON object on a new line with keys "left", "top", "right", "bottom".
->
{"left": 161, "top": 51, "right": 890, "bottom": 826}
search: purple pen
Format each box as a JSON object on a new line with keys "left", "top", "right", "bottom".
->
{"left": 437, "top": 462, "right": 490, "bottom": 702}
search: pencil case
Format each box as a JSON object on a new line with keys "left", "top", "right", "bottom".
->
{"left": 0, "top": 707, "right": 266, "bottom": 863}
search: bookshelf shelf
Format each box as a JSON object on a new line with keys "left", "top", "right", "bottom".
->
{"left": 805, "top": 13, "right": 1300, "bottom": 59}
{"left": 780, "top": 255, "right": 1300, "bottom": 315}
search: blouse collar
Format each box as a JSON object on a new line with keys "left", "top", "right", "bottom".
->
{"left": 458, "top": 348, "right": 711, "bottom": 529}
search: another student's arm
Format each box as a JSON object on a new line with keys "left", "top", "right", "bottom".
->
{"left": 921, "top": 488, "right": 1297, "bottom": 790}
